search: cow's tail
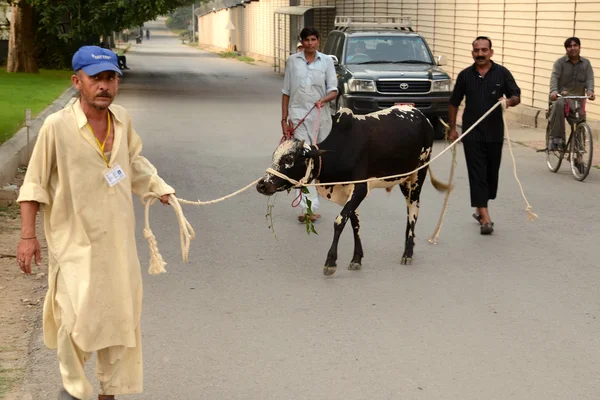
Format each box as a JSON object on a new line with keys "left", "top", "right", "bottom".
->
{"left": 428, "top": 166, "right": 453, "bottom": 192}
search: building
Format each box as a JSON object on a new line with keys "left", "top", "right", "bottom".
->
{"left": 196, "top": 0, "right": 600, "bottom": 122}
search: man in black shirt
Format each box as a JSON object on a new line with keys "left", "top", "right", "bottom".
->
{"left": 448, "top": 36, "right": 521, "bottom": 235}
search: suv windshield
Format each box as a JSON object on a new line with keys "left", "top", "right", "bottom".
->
{"left": 345, "top": 36, "right": 433, "bottom": 65}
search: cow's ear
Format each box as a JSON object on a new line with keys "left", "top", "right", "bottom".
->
{"left": 305, "top": 149, "right": 328, "bottom": 159}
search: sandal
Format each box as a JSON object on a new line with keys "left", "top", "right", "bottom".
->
{"left": 480, "top": 222, "right": 494, "bottom": 235}
{"left": 472, "top": 213, "right": 483, "bottom": 225}
{"left": 298, "top": 214, "right": 318, "bottom": 223}
{"left": 58, "top": 389, "right": 80, "bottom": 400}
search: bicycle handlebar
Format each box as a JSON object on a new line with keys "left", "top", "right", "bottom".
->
{"left": 556, "top": 94, "right": 589, "bottom": 99}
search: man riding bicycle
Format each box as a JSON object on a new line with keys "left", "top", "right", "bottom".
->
{"left": 548, "top": 37, "right": 595, "bottom": 150}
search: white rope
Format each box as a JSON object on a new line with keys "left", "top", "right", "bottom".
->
{"left": 141, "top": 179, "right": 261, "bottom": 274}
{"left": 141, "top": 100, "right": 536, "bottom": 273}
{"left": 266, "top": 100, "right": 505, "bottom": 187}
{"left": 501, "top": 101, "right": 538, "bottom": 222}
{"left": 428, "top": 119, "right": 457, "bottom": 244}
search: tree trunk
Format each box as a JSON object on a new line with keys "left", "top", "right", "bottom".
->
{"left": 7, "top": 1, "right": 38, "bottom": 73}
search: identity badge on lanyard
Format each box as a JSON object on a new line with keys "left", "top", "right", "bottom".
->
{"left": 104, "top": 164, "right": 127, "bottom": 187}
{"left": 87, "top": 112, "right": 127, "bottom": 187}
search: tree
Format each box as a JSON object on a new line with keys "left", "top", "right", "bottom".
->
{"left": 6, "top": 0, "right": 203, "bottom": 72}
{"left": 7, "top": 0, "right": 38, "bottom": 72}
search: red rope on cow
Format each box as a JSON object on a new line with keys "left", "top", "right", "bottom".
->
{"left": 281, "top": 104, "right": 317, "bottom": 142}
{"left": 284, "top": 103, "right": 322, "bottom": 208}
{"left": 291, "top": 191, "right": 303, "bottom": 208}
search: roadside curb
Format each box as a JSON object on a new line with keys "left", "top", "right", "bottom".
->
{"left": 0, "top": 86, "right": 78, "bottom": 186}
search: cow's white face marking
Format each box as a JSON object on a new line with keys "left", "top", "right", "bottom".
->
{"left": 264, "top": 140, "right": 307, "bottom": 184}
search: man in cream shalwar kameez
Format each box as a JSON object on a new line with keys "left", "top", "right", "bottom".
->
{"left": 16, "top": 46, "right": 174, "bottom": 400}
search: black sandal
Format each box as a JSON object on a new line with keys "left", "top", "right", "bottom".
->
{"left": 480, "top": 222, "right": 494, "bottom": 235}
{"left": 472, "top": 213, "right": 483, "bottom": 225}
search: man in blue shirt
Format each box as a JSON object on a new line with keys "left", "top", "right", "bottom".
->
{"left": 281, "top": 27, "right": 338, "bottom": 222}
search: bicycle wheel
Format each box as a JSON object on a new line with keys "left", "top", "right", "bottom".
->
{"left": 546, "top": 124, "right": 564, "bottom": 172}
{"left": 570, "top": 122, "right": 593, "bottom": 181}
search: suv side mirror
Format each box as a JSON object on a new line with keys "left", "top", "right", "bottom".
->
{"left": 330, "top": 55, "right": 339, "bottom": 65}
{"left": 435, "top": 55, "right": 446, "bottom": 66}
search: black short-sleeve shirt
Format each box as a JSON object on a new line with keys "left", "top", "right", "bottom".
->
{"left": 450, "top": 61, "right": 521, "bottom": 142}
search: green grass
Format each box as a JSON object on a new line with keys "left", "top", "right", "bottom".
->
{"left": 0, "top": 368, "right": 23, "bottom": 399}
{"left": 0, "top": 374, "right": 16, "bottom": 398}
{"left": 0, "top": 68, "right": 73, "bottom": 144}
{"left": 219, "top": 52, "right": 255, "bottom": 64}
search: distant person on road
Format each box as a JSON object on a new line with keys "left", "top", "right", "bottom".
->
{"left": 146, "top": 29, "right": 150, "bottom": 40}
{"left": 448, "top": 36, "right": 521, "bottom": 235}
{"left": 100, "top": 40, "right": 130, "bottom": 70}
{"left": 16, "top": 45, "right": 174, "bottom": 400}
{"left": 296, "top": 41, "right": 303, "bottom": 53}
{"left": 547, "top": 37, "right": 595, "bottom": 151}
{"left": 281, "top": 26, "right": 338, "bottom": 223}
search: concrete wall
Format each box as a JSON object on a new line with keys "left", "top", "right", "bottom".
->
{"left": 198, "top": 0, "right": 600, "bottom": 120}
{"left": 198, "top": 0, "right": 336, "bottom": 66}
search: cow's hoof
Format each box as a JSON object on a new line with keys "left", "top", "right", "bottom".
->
{"left": 323, "top": 266, "right": 337, "bottom": 276}
{"left": 348, "top": 262, "right": 362, "bottom": 271}
{"left": 401, "top": 257, "right": 413, "bottom": 265}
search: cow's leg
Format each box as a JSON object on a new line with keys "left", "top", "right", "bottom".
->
{"left": 324, "top": 183, "right": 368, "bottom": 276}
{"left": 399, "top": 169, "right": 427, "bottom": 265}
{"left": 348, "top": 210, "right": 363, "bottom": 271}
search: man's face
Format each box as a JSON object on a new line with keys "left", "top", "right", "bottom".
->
{"left": 566, "top": 41, "right": 581, "bottom": 58}
{"left": 301, "top": 35, "right": 319, "bottom": 54}
{"left": 72, "top": 70, "right": 119, "bottom": 110}
{"left": 472, "top": 39, "right": 493, "bottom": 66}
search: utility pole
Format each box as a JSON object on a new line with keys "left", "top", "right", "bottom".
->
{"left": 191, "top": 3, "right": 195, "bottom": 43}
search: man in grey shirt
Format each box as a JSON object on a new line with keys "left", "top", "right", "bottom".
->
{"left": 548, "top": 37, "right": 595, "bottom": 150}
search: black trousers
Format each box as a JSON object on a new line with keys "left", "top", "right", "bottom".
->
{"left": 463, "top": 141, "right": 503, "bottom": 208}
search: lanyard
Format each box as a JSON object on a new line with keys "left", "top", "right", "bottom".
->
{"left": 87, "top": 112, "right": 112, "bottom": 167}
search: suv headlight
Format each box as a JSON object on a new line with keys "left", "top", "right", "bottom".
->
{"left": 432, "top": 79, "right": 452, "bottom": 92}
{"left": 348, "top": 79, "right": 376, "bottom": 93}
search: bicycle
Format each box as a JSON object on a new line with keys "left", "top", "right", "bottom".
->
{"left": 539, "top": 94, "right": 594, "bottom": 181}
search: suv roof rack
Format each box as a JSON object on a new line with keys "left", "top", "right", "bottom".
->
{"left": 334, "top": 15, "right": 413, "bottom": 32}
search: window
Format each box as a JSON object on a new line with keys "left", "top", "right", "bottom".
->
{"left": 345, "top": 36, "right": 433, "bottom": 65}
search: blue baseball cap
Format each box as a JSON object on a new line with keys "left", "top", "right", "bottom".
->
{"left": 72, "top": 45, "right": 122, "bottom": 76}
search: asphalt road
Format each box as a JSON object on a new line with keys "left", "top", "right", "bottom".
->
{"left": 14, "top": 19, "right": 600, "bottom": 400}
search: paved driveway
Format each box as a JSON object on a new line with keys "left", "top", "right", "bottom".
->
{"left": 14, "top": 19, "right": 600, "bottom": 400}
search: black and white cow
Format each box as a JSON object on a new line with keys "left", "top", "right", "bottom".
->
{"left": 256, "top": 105, "right": 450, "bottom": 276}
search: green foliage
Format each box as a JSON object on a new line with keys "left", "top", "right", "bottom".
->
{"left": 300, "top": 187, "right": 318, "bottom": 235}
{"left": 0, "top": 68, "right": 73, "bottom": 143}
{"left": 166, "top": 2, "right": 204, "bottom": 31}
{"left": 11, "top": 0, "right": 206, "bottom": 68}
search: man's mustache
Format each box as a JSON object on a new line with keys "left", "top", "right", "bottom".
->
{"left": 96, "top": 91, "right": 112, "bottom": 98}
{"left": 476, "top": 56, "right": 485, "bottom": 61}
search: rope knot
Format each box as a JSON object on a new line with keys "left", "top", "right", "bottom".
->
{"left": 525, "top": 206, "right": 538, "bottom": 222}
{"left": 143, "top": 227, "right": 167, "bottom": 275}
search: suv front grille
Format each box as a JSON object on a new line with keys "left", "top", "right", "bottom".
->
{"left": 378, "top": 101, "right": 431, "bottom": 109}
{"left": 377, "top": 80, "right": 431, "bottom": 94}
